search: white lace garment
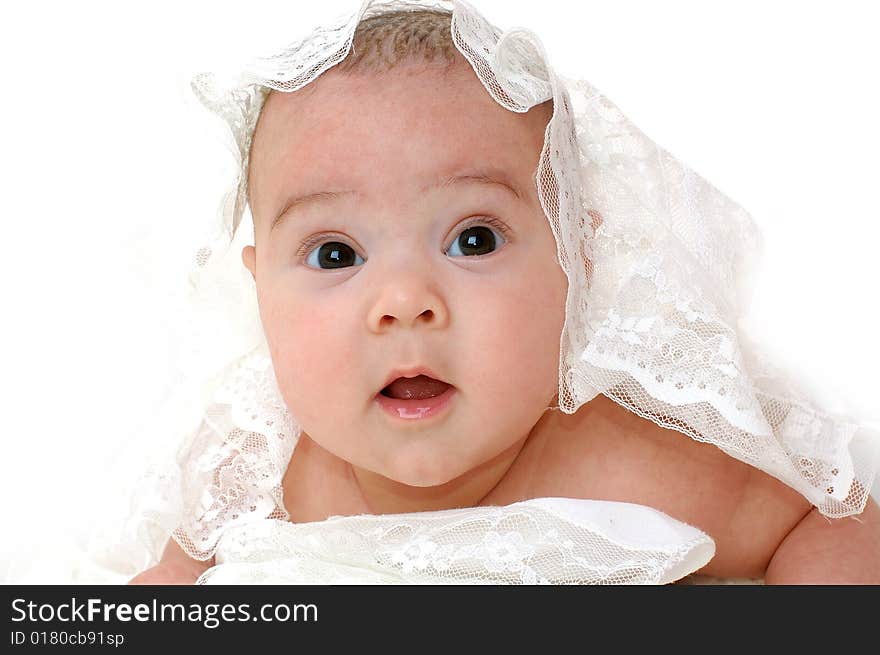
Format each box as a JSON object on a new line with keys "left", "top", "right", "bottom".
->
{"left": 196, "top": 498, "right": 716, "bottom": 585}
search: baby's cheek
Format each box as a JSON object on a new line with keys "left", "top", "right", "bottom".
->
{"left": 279, "top": 309, "right": 336, "bottom": 362}
{"left": 476, "top": 287, "right": 563, "bottom": 396}
{"left": 281, "top": 310, "right": 364, "bottom": 388}
{"left": 263, "top": 300, "right": 339, "bottom": 391}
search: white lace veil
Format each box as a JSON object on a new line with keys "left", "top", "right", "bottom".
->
{"left": 101, "top": 0, "right": 878, "bottom": 575}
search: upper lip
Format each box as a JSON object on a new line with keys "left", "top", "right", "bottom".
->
{"left": 378, "top": 366, "right": 451, "bottom": 394}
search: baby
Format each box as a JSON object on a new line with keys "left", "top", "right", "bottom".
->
{"left": 129, "top": 4, "right": 879, "bottom": 584}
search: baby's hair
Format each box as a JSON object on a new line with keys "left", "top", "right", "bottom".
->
{"left": 338, "top": 7, "right": 459, "bottom": 72}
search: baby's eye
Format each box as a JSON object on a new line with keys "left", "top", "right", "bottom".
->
{"left": 299, "top": 218, "right": 510, "bottom": 270}
{"left": 303, "top": 240, "right": 365, "bottom": 270}
{"left": 445, "top": 219, "right": 509, "bottom": 258}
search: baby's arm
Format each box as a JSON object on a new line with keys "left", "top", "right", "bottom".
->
{"left": 764, "top": 496, "right": 880, "bottom": 583}
{"left": 127, "top": 537, "right": 215, "bottom": 585}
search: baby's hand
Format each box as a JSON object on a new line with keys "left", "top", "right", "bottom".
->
{"left": 127, "top": 562, "right": 205, "bottom": 585}
{"left": 127, "top": 538, "right": 214, "bottom": 585}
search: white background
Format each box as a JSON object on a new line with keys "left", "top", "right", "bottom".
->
{"left": 1, "top": 0, "right": 878, "bottom": 577}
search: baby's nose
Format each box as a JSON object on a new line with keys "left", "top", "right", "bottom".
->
{"left": 366, "top": 270, "right": 449, "bottom": 333}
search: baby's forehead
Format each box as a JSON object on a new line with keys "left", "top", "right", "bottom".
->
{"left": 275, "top": 58, "right": 550, "bottom": 124}
{"left": 251, "top": 64, "right": 550, "bottom": 210}
{"left": 260, "top": 63, "right": 492, "bottom": 128}
{"left": 251, "top": 64, "right": 551, "bottom": 187}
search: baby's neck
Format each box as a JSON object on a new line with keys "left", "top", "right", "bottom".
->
{"left": 283, "top": 430, "right": 534, "bottom": 519}
{"left": 348, "top": 435, "right": 531, "bottom": 515}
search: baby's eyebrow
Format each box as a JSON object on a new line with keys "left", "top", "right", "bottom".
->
{"left": 271, "top": 190, "right": 354, "bottom": 233}
{"left": 426, "top": 170, "right": 523, "bottom": 202}
{"left": 270, "top": 168, "right": 524, "bottom": 234}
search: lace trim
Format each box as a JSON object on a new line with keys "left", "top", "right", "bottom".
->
{"left": 196, "top": 498, "right": 715, "bottom": 585}
{"left": 171, "top": 344, "right": 299, "bottom": 560}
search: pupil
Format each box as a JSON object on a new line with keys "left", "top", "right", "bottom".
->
{"left": 458, "top": 226, "right": 495, "bottom": 256}
{"left": 319, "top": 242, "right": 355, "bottom": 269}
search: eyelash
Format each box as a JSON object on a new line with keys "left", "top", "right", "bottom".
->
{"left": 294, "top": 216, "right": 513, "bottom": 261}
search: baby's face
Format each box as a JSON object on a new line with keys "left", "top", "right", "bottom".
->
{"left": 243, "top": 61, "right": 567, "bottom": 487}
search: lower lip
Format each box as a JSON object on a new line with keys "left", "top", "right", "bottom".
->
{"left": 375, "top": 386, "right": 457, "bottom": 420}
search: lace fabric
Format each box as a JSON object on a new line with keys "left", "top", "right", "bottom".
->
{"left": 197, "top": 498, "right": 715, "bottom": 585}
{"left": 111, "top": 0, "right": 879, "bottom": 579}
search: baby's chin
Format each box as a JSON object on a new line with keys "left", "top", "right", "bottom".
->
{"left": 368, "top": 444, "right": 503, "bottom": 490}
{"left": 371, "top": 459, "right": 467, "bottom": 488}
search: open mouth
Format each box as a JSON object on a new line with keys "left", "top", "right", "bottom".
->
{"left": 380, "top": 374, "right": 453, "bottom": 400}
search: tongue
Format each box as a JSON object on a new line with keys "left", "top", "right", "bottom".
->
{"left": 384, "top": 375, "right": 451, "bottom": 400}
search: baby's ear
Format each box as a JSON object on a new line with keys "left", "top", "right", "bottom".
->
{"left": 241, "top": 245, "right": 256, "bottom": 280}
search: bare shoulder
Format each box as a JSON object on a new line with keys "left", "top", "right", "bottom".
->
{"left": 496, "top": 393, "right": 813, "bottom": 578}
